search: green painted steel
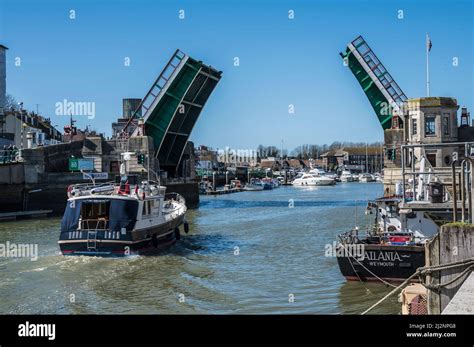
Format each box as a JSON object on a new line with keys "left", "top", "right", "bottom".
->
{"left": 144, "top": 59, "right": 201, "bottom": 152}
{"left": 341, "top": 48, "right": 393, "bottom": 129}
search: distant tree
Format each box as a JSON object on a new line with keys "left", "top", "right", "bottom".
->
{"left": 4, "top": 94, "right": 19, "bottom": 111}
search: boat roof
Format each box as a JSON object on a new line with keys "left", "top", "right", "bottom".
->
{"left": 374, "top": 197, "right": 401, "bottom": 203}
{"left": 68, "top": 194, "right": 163, "bottom": 202}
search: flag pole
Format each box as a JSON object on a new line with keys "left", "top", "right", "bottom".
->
{"left": 426, "top": 32, "right": 430, "bottom": 97}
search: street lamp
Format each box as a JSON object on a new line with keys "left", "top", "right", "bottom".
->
{"left": 18, "top": 102, "right": 25, "bottom": 155}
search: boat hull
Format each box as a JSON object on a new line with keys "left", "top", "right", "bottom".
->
{"left": 243, "top": 185, "right": 264, "bottom": 191}
{"left": 292, "top": 178, "right": 336, "bottom": 186}
{"left": 59, "top": 216, "right": 185, "bottom": 257}
{"left": 336, "top": 244, "right": 425, "bottom": 282}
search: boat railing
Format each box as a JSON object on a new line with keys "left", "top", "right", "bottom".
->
{"left": 69, "top": 181, "right": 167, "bottom": 198}
{"left": 164, "top": 192, "right": 186, "bottom": 206}
{"left": 163, "top": 193, "right": 187, "bottom": 218}
{"left": 79, "top": 218, "right": 109, "bottom": 231}
{"left": 401, "top": 142, "right": 474, "bottom": 223}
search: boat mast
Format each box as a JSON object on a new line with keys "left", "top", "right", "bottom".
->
{"left": 366, "top": 143, "right": 368, "bottom": 173}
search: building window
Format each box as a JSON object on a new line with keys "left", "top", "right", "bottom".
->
{"left": 412, "top": 118, "right": 418, "bottom": 135}
{"left": 425, "top": 116, "right": 436, "bottom": 136}
{"left": 442, "top": 114, "right": 450, "bottom": 136}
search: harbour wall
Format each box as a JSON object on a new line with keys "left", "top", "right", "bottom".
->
{"left": 425, "top": 223, "right": 474, "bottom": 314}
{"left": 0, "top": 138, "right": 200, "bottom": 214}
{"left": 0, "top": 174, "right": 199, "bottom": 214}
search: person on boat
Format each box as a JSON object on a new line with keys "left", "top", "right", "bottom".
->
{"left": 118, "top": 176, "right": 130, "bottom": 195}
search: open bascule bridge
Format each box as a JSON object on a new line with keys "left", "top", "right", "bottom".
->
{"left": 118, "top": 50, "right": 222, "bottom": 177}
{"left": 341, "top": 35, "right": 474, "bottom": 224}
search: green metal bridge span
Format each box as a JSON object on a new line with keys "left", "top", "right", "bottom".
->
{"left": 341, "top": 36, "right": 407, "bottom": 130}
{"left": 123, "top": 49, "right": 222, "bottom": 175}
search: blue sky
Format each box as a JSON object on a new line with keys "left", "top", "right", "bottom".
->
{"left": 1, "top": 0, "right": 473, "bottom": 151}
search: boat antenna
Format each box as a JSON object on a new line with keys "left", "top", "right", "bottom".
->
{"left": 156, "top": 155, "right": 161, "bottom": 187}
{"left": 354, "top": 199, "right": 358, "bottom": 228}
{"left": 147, "top": 153, "right": 150, "bottom": 183}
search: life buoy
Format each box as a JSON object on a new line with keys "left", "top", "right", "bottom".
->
{"left": 67, "top": 185, "right": 73, "bottom": 198}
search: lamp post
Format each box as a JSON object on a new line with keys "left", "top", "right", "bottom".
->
{"left": 18, "top": 102, "right": 24, "bottom": 157}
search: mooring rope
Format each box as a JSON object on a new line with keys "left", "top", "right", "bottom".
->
{"left": 338, "top": 242, "right": 397, "bottom": 288}
{"left": 360, "top": 259, "right": 474, "bottom": 315}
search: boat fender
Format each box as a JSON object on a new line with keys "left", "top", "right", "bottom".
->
{"left": 67, "top": 185, "right": 73, "bottom": 198}
{"left": 183, "top": 222, "right": 189, "bottom": 234}
{"left": 174, "top": 227, "right": 181, "bottom": 240}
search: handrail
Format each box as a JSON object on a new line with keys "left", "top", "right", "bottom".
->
{"left": 80, "top": 218, "right": 109, "bottom": 230}
{"left": 401, "top": 142, "right": 474, "bottom": 205}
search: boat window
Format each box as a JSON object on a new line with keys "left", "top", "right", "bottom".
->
{"left": 386, "top": 204, "right": 398, "bottom": 217}
{"left": 142, "top": 200, "right": 157, "bottom": 216}
{"left": 81, "top": 201, "right": 110, "bottom": 219}
{"left": 80, "top": 200, "right": 110, "bottom": 229}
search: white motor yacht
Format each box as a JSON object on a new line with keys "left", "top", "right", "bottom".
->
{"left": 292, "top": 173, "right": 336, "bottom": 186}
{"left": 340, "top": 170, "right": 354, "bottom": 182}
{"left": 359, "top": 173, "right": 375, "bottom": 182}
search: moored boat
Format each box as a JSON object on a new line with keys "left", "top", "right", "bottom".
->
{"left": 261, "top": 178, "right": 274, "bottom": 190}
{"left": 243, "top": 178, "right": 264, "bottom": 191}
{"left": 292, "top": 173, "right": 336, "bottom": 186}
{"left": 359, "top": 173, "right": 375, "bottom": 182}
{"left": 340, "top": 170, "right": 354, "bottom": 182}
{"left": 335, "top": 196, "right": 439, "bottom": 281}
{"left": 336, "top": 229, "right": 425, "bottom": 282}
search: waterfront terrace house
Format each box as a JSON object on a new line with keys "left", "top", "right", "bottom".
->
{"left": 260, "top": 157, "right": 279, "bottom": 171}
{"left": 0, "top": 110, "right": 63, "bottom": 148}
{"left": 321, "top": 147, "right": 383, "bottom": 173}
{"left": 195, "top": 145, "right": 219, "bottom": 172}
{"left": 287, "top": 159, "right": 310, "bottom": 170}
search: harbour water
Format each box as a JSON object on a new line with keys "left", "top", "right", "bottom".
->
{"left": 0, "top": 183, "right": 400, "bottom": 314}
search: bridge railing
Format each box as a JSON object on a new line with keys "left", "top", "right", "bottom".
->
{"left": 350, "top": 35, "right": 407, "bottom": 107}
{"left": 122, "top": 49, "right": 187, "bottom": 136}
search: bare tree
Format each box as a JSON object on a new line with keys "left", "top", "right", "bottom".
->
{"left": 4, "top": 94, "right": 19, "bottom": 111}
